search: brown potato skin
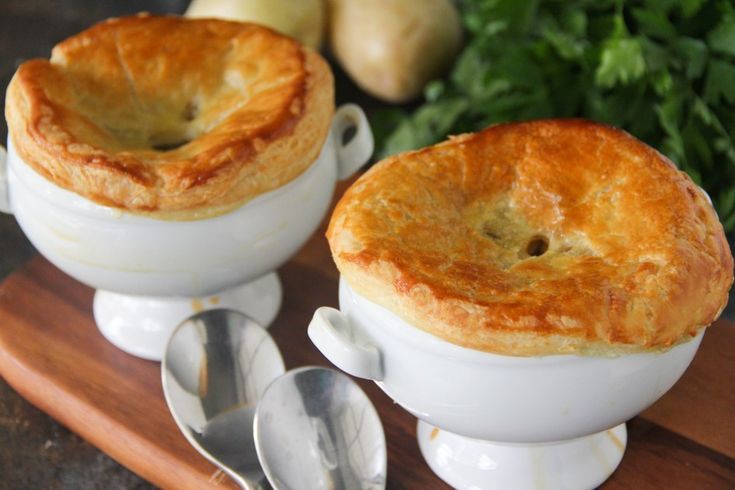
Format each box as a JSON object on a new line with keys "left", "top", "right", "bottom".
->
{"left": 329, "top": 0, "right": 462, "bottom": 103}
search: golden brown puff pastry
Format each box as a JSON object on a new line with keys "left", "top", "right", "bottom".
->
{"left": 328, "top": 120, "right": 734, "bottom": 356}
{"left": 5, "top": 14, "right": 334, "bottom": 219}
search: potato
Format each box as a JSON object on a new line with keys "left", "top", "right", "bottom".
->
{"left": 186, "top": 0, "right": 327, "bottom": 49}
{"left": 329, "top": 0, "right": 462, "bottom": 103}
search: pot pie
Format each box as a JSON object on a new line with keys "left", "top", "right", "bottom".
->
{"left": 5, "top": 14, "right": 334, "bottom": 219}
{"left": 328, "top": 120, "right": 734, "bottom": 356}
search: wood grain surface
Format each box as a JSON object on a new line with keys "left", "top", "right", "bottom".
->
{"left": 0, "top": 187, "right": 733, "bottom": 489}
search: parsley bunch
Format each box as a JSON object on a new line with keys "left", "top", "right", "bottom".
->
{"left": 374, "top": 0, "right": 735, "bottom": 232}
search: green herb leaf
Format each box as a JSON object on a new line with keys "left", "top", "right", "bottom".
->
{"left": 723, "top": 212, "right": 735, "bottom": 231}
{"left": 380, "top": 98, "right": 469, "bottom": 158}
{"left": 671, "top": 37, "right": 708, "bottom": 79}
{"left": 540, "top": 15, "right": 587, "bottom": 60}
{"left": 424, "top": 80, "right": 446, "bottom": 102}
{"left": 718, "top": 187, "right": 735, "bottom": 219}
{"left": 595, "top": 37, "right": 647, "bottom": 88}
{"left": 708, "top": 17, "right": 735, "bottom": 56}
{"left": 656, "top": 95, "right": 686, "bottom": 163}
{"left": 704, "top": 59, "right": 735, "bottom": 104}
{"left": 632, "top": 8, "right": 676, "bottom": 39}
{"left": 679, "top": 0, "right": 706, "bottom": 18}
{"left": 642, "top": 0, "right": 679, "bottom": 15}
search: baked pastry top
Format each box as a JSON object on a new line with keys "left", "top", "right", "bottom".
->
{"left": 5, "top": 14, "right": 334, "bottom": 219}
{"left": 328, "top": 120, "right": 734, "bottom": 356}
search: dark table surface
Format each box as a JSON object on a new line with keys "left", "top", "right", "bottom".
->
{"left": 0, "top": 2, "right": 733, "bottom": 489}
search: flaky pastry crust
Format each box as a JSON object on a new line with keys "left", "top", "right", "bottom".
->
{"left": 5, "top": 14, "right": 334, "bottom": 219}
{"left": 328, "top": 120, "right": 734, "bottom": 356}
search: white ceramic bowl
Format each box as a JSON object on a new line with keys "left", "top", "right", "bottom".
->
{"left": 309, "top": 278, "right": 704, "bottom": 489}
{"left": 0, "top": 104, "right": 373, "bottom": 360}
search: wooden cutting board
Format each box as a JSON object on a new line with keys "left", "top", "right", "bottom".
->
{"left": 0, "top": 213, "right": 733, "bottom": 488}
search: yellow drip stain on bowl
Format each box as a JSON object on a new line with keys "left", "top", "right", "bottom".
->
{"left": 208, "top": 296, "right": 220, "bottom": 305}
{"left": 430, "top": 427, "right": 440, "bottom": 441}
{"left": 606, "top": 429, "right": 625, "bottom": 452}
{"left": 589, "top": 438, "right": 613, "bottom": 475}
{"left": 48, "top": 226, "right": 80, "bottom": 243}
{"left": 252, "top": 220, "right": 290, "bottom": 247}
{"left": 191, "top": 298, "right": 204, "bottom": 312}
{"left": 531, "top": 447, "right": 547, "bottom": 490}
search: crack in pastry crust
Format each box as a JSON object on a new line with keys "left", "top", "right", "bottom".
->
{"left": 328, "top": 120, "right": 734, "bottom": 356}
{"left": 5, "top": 14, "right": 334, "bottom": 219}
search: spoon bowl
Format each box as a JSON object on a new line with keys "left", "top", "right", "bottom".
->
{"left": 254, "top": 367, "right": 387, "bottom": 490}
{"left": 162, "top": 309, "right": 285, "bottom": 489}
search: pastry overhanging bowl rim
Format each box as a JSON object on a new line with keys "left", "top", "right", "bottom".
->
{"left": 339, "top": 276, "right": 706, "bottom": 366}
{"left": 5, "top": 131, "right": 336, "bottom": 224}
{"left": 4, "top": 16, "right": 335, "bottom": 217}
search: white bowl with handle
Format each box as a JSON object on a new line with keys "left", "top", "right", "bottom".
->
{"left": 1, "top": 104, "right": 373, "bottom": 361}
{"left": 309, "top": 278, "right": 704, "bottom": 490}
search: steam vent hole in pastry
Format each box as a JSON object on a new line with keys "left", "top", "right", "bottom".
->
{"left": 483, "top": 222, "right": 549, "bottom": 258}
{"left": 481, "top": 209, "right": 552, "bottom": 262}
{"left": 526, "top": 235, "right": 549, "bottom": 256}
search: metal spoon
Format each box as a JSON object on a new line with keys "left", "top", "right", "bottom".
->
{"left": 162, "top": 309, "right": 285, "bottom": 489}
{"left": 254, "top": 366, "right": 387, "bottom": 490}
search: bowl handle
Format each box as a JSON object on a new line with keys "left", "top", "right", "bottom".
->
{"left": 0, "top": 145, "right": 10, "bottom": 214}
{"left": 332, "top": 104, "right": 374, "bottom": 181}
{"left": 308, "top": 306, "right": 384, "bottom": 381}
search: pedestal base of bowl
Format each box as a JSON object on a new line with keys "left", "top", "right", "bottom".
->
{"left": 417, "top": 420, "right": 627, "bottom": 490}
{"left": 93, "top": 272, "right": 282, "bottom": 361}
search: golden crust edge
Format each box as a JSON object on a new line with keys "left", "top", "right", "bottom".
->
{"left": 5, "top": 24, "right": 334, "bottom": 220}
{"left": 326, "top": 121, "right": 734, "bottom": 357}
{"left": 336, "top": 258, "right": 720, "bottom": 357}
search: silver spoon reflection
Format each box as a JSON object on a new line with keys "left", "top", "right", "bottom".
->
{"left": 161, "top": 309, "right": 387, "bottom": 490}
{"left": 254, "top": 367, "right": 387, "bottom": 490}
{"left": 162, "top": 309, "right": 284, "bottom": 489}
